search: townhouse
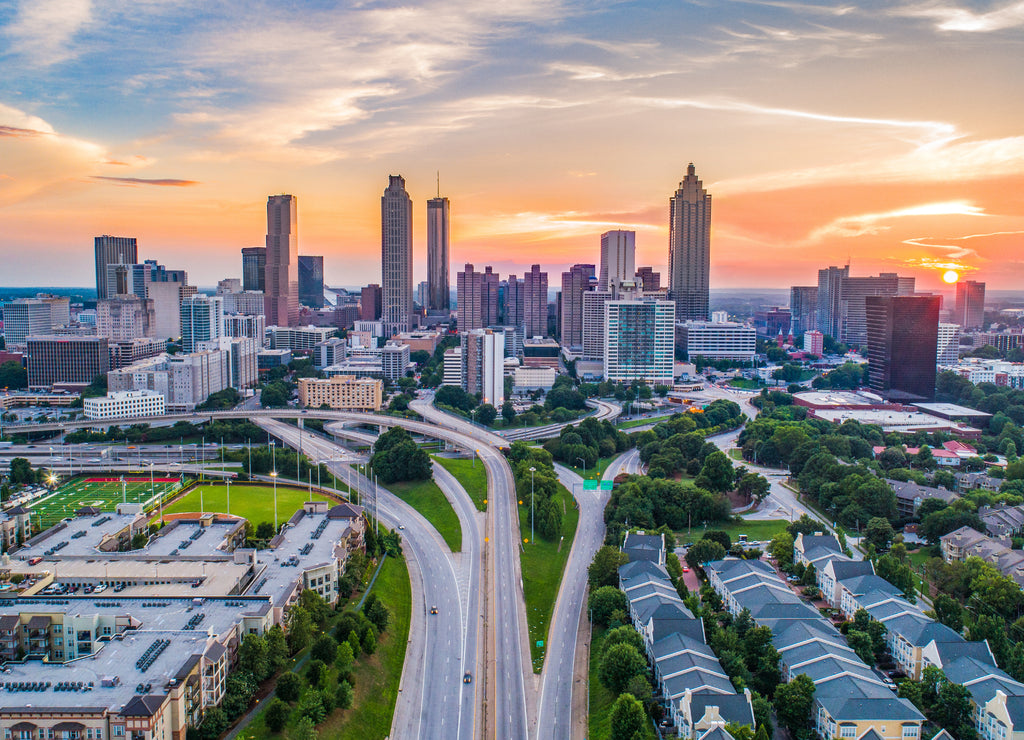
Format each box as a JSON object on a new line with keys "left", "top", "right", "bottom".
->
{"left": 941, "top": 526, "right": 1024, "bottom": 588}
{"left": 706, "top": 557, "right": 925, "bottom": 740}
{"left": 619, "top": 542, "right": 754, "bottom": 739}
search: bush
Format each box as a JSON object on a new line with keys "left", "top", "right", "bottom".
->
{"left": 276, "top": 672, "right": 303, "bottom": 702}
{"left": 265, "top": 698, "right": 290, "bottom": 732}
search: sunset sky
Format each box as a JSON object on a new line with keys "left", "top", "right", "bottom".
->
{"left": 1, "top": 0, "right": 1023, "bottom": 292}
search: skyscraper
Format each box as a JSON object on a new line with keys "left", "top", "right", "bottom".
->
{"left": 816, "top": 265, "right": 849, "bottom": 339}
{"left": 635, "top": 267, "right": 661, "bottom": 292}
{"left": 604, "top": 298, "right": 675, "bottom": 385}
{"left": 504, "top": 275, "right": 525, "bottom": 328}
{"left": 789, "top": 286, "right": 818, "bottom": 336}
{"left": 839, "top": 273, "right": 911, "bottom": 346}
{"left": 1, "top": 299, "right": 53, "bottom": 349}
{"left": 865, "top": 295, "right": 940, "bottom": 402}
{"left": 560, "top": 263, "right": 595, "bottom": 350}
{"left": 94, "top": 235, "right": 138, "bottom": 300}
{"left": 241, "top": 247, "right": 266, "bottom": 292}
{"left": 954, "top": 280, "right": 985, "bottom": 329}
{"left": 360, "top": 284, "right": 383, "bottom": 321}
{"left": 181, "top": 295, "right": 225, "bottom": 353}
{"left": 298, "top": 255, "right": 325, "bottom": 308}
{"left": 381, "top": 175, "right": 413, "bottom": 336}
{"left": 426, "top": 196, "right": 450, "bottom": 313}
{"left": 523, "top": 265, "right": 548, "bottom": 338}
{"left": 458, "top": 264, "right": 486, "bottom": 332}
{"left": 668, "top": 164, "right": 711, "bottom": 321}
{"left": 599, "top": 231, "right": 635, "bottom": 293}
{"left": 265, "top": 195, "right": 299, "bottom": 327}
{"left": 937, "top": 323, "right": 961, "bottom": 366}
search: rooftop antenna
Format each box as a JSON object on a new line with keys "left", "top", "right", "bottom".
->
{"left": 436, "top": 171, "right": 440, "bottom": 198}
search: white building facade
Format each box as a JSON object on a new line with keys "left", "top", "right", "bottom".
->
{"left": 84, "top": 389, "right": 166, "bottom": 420}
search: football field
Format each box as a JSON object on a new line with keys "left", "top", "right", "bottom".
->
{"left": 28, "top": 476, "right": 184, "bottom": 528}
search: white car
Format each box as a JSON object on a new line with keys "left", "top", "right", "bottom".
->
{"left": 93, "top": 584, "right": 107, "bottom": 594}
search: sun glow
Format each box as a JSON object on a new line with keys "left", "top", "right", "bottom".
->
{"left": 942, "top": 270, "right": 960, "bottom": 284}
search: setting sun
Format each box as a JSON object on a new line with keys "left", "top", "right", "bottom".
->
{"left": 942, "top": 270, "right": 960, "bottom": 284}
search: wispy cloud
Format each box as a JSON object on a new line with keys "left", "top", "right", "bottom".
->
{"left": 91, "top": 176, "right": 199, "bottom": 187}
{"left": 5, "top": 0, "right": 93, "bottom": 66}
{"left": 894, "top": 1, "right": 1024, "bottom": 32}
{"left": 806, "top": 201, "right": 987, "bottom": 243}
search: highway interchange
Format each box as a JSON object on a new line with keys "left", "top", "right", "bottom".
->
{"left": 2, "top": 386, "right": 842, "bottom": 738}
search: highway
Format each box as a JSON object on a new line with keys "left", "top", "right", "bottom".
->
{"left": 499, "top": 399, "right": 622, "bottom": 442}
{"left": 255, "top": 418, "right": 482, "bottom": 740}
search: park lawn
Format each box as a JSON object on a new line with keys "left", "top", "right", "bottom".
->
{"left": 520, "top": 483, "right": 579, "bottom": 672}
{"left": 320, "top": 555, "right": 412, "bottom": 740}
{"left": 31, "top": 476, "right": 182, "bottom": 528}
{"left": 587, "top": 626, "right": 656, "bottom": 740}
{"left": 245, "top": 556, "right": 412, "bottom": 740}
{"left": 161, "top": 483, "right": 335, "bottom": 526}
{"left": 569, "top": 455, "right": 619, "bottom": 482}
{"left": 433, "top": 455, "right": 487, "bottom": 511}
{"left": 677, "top": 517, "right": 789, "bottom": 546}
{"left": 727, "top": 378, "right": 765, "bottom": 389}
{"left": 386, "top": 478, "right": 462, "bottom": 552}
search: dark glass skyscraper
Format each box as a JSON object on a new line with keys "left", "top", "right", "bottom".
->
{"left": 94, "top": 235, "right": 138, "bottom": 300}
{"left": 866, "top": 295, "right": 940, "bottom": 402}
{"left": 242, "top": 246, "right": 266, "bottom": 292}
{"left": 298, "top": 255, "right": 325, "bottom": 308}
{"left": 426, "top": 196, "right": 450, "bottom": 313}
{"left": 668, "top": 164, "right": 711, "bottom": 321}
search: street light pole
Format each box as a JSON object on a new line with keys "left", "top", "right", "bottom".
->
{"left": 271, "top": 470, "right": 279, "bottom": 531}
{"left": 529, "top": 466, "right": 536, "bottom": 544}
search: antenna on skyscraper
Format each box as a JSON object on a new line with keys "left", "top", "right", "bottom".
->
{"left": 436, "top": 171, "right": 440, "bottom": 198}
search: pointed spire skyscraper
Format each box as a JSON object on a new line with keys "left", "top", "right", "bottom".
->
{"left": 668, "top": 163, "right": 711, "bottom": 321}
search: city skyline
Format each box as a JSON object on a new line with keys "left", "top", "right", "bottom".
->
{"left": 0, "top": 2, "right": 1022, "bottom": 290}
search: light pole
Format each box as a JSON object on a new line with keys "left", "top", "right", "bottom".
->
{"left": 271, "top": 470, "right": 279, "bottom": 531}
{"left": 576, "top": 457, "right": 585, "bottom": 479}
{"left": 529, "top": 466, "right": 536, "bottom": 545}
{"left": 226, "top": 475, "right": 231, "bottom": 517}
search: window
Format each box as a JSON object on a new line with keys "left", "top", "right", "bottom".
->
{"left": 840, "top": 727, "right": 856, "bottom": 738}
{"left": 904, "top": 726, "right": 919, "bottom": 737}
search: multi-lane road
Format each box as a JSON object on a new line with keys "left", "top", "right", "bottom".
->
{"left": 498, "top": 399, "right": 622, "bottom": 442}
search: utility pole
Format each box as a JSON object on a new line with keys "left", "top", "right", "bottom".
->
{"left": 530, "top": 466, "right": 536, "bottom": 544}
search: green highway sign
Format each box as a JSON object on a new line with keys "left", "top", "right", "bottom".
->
{"left": 600, "top": 481, "right": 613, "bottom": 490}
{"left": 583, "top": 480, "right": 598, "bottom": 490}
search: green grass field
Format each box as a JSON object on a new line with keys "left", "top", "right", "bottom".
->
{"left": 520, "top": 483, "right": 579, "bottom": 672}
{"left": 676, "top": 517, "right": 789, "bottom": 545}
{"left": 386, "top": 478, "right": 462, "bottom": 552}
{"left": 161, "top": 483, "right": 335, "bottom": 526}
{"left": 433, "top": 455, "right": 487, "bottom": 511}
{"left": 29, "top": 475, "right": 183, "bottom": 528}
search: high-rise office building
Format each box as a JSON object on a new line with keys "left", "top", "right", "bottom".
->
{"left": 105, "top": 263, "right": 151, "bottom": 299}
{"left": 242, "top": 247, "right": 267, "bottom": 292}
{"left": 865, "top": 295, "right": 940, "bottom": 402}
{"left": 668, "top": 164, "right": 711, "bottom": 321}
{"left": 27, "top": 336, "right": 109, "bottom": 387}
{"left": 523, "top": 265, "right": 548, "bottom": 338}
{"left": 635, "top": 267, "right": 661, "bottom": 292}
{"left": 954, "top": 280, "right": 985, "bottom": 329}
{"left": 604, "top": 299, "right": 675, "bottom": 384}
{"left": 146, "top": 282, "right": 187, "bottom": 341}
{"left": 599, "top": 231, "right": 635, "bottom": 293}
{"left": 790, "top": 286, "right": 818, "bottom": 336}
{"left": 1, "top": 299, "right": 53, "bottom": 349}
{"left": 34, "top": 295, "right": 71, "bottom": 327}
{"left": 560, "top": 263, "right": 595, "bottom": 350}
{"left": 381, "top": 175, "right": 413, "bottom": 336}
{"left": 417, "top": 281, "right": 429, "bottom": 307}
{"left": 298, "top": 255, "right": 325, "bottom": 308}
{"left": 937, "top": 323, "right": 961, "bottom": 366}
{"left": 265, "top": 195, "right": 299, "bottom": 327}
{"left": 94, "top": 236, "right": 138, "bottom": 300}
{"left": 181, "top": 295, "right": 224, "bottom": 353}
{"left": 426, "top": 196, "right": 450, "bottom": 313}
{"left": 839, "top": 273, "right": 911, "bottom": 346}
{"left": 816, "top": 265, "right": 849, "bottom": 339}
{"left": 360, "top": 284, "right": 383, "bottom": 321}
{"left": 96, "top": 296, "right": 154, "bottom": 341}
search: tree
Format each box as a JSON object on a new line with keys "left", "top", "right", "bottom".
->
{"left": 609, "top": 693, "right": 646, "bottom": 740}
{"left": 737, "top": 472, "right": 771, "bottom": 503}
{"left": 310, "top": 634, "right": 338, "bottom": 664}
{"left": 589, "top": 546, "right": 628, "bottom": 589}
{"left": 773, "top": 673, "right": 815, "bottom": 734}
{"left": 361, "top": 626, "right": 377, "bottom": 655}
{"left": 0, "top": 361, "right": 27, "bottom": 390}
{"left": 8, "top": 458, "right": 33, "bottom": 485}
{"left": 199, "top": 707, "right": 229, "bottom": 740}
{"left": 335, "top": 641, "right": 355, "bottom": 676}
{"left": 287, "top": 606, "right": 314, "bottom": 653}
{"left": 846, "top": 630, "right": 876, "bottom": 665}
{"left": 336, "top": 679, "right": 354, "bottom": 710}
{"left": 865, "top": 517, "right": 895, "bottom": 549}
{"left": 298, "top": 589, "right": 331, "bottom": 626}
{"left": 685, "top": 539, "right": 726, "bottom": 569}
{"left": 933, "top": 681, "right": 976, "bottom": 739}
{"left": 365, "top": 596, "right": 391, "bottom": 633}
{"left": 769, "top": 533, "right": 794, "bottom": 569}
{"left": 276, "top": 672, "right": 303, "bottom": 703}
{"left": 265, "top": 698, "right": 290, "bottom": 732}
{"left": 476, "top": 403, "right": 498, "bottom": 426}
{"left": 238, "top": 634, "right": 270, "bottom": 681}
{"left": 294, "top": 716, "right": 319, "bottom": 740}
{"left": 502, "top": 401, "right": 516, "bottom": 425}
{"left": 598, "top": 643, "right": 647, "bottom": 694}
{"left": 589, "top": 586, "right": 628, "bottom": 627}
{"left": 371, "top": 427, "right": 432, "bottom": 483}
{"left": 306, "top": 660, "right": 328, "bottom": 691}
{"left": 696, "top": 451, "right": 736, "bottom": 493}
{"left": 256, "top": 521, "right": 276, "bottom": 540}
{"left": 931, "top": 594, "right": 964, "bottom": 632}
{"left": 602, "top": 626, "right": 645, "bottom": 657}
{"left": 265, "top": 625, "right": 289, "bottom": 672}
{"left": 702, "top": 530, "right": 732, "bottom": 552}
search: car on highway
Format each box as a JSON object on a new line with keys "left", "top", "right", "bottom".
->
{"left": 398, "top": 524, "right": 405, "bottom": 530}
{"left": 463, "top": 672, "right": 472, "bottom": 684}
{"left": 430, "top": 606, "right": 438, "bottom": 614}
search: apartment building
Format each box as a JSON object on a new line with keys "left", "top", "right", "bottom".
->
{"left": 297, "top": 375, "right": 383, "bottom": 411}
{"left": 84, "top": 389, "right": 166, "bottom": 420}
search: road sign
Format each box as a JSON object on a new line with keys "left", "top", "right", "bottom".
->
{"left": 583, "top": 480, "right": 598, "bottom": 490}
{"left": 600, "top": 480, "right": 613, "bottom": 490}
{"left": 536, "top": 640, "right": 544, "bottom": 647}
